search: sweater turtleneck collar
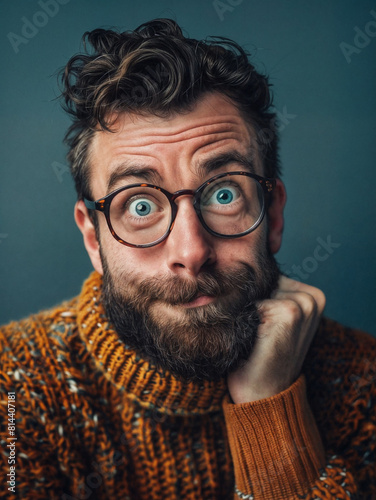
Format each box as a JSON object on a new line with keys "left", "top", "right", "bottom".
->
{"left": 76, "top": 271, "right": 228, "bottom": 416}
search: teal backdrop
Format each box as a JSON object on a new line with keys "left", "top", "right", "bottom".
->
{"left": 1, "top": 0, "right": 375, "bottom": 335}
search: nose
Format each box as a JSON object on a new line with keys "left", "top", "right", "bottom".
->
{"left": 165, "top": 197, "right": 217, "bottom": 277}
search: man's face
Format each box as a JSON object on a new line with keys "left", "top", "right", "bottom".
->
{"left": 78, "top": 93, "right": 283, "bottom": 382}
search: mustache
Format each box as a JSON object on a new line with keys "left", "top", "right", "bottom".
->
{"left": 121, "top": 264, "right": 259, "bottom": 307}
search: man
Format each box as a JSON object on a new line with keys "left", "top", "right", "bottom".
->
{"left": 0, "top": 18, "right": 375, "bottom": 500}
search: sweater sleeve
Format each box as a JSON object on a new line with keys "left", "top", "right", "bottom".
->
{"left": 222, "top": 375, "right": 359, "bottom": 499}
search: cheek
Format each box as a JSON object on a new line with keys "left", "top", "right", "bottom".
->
{"left": 215, "top": 224, "right": 267, "bottom": 266}
{"left": 97, "top": 224, "right": 132, "bottom": 276}
{"left": 99, "top": 230, "right": 164, "bottom": 281}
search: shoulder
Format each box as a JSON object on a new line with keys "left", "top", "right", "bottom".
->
{"left": 305, "top": 316, "right": 376, "bottom": 390}
{"left": 306, "top": 316, "right": 375, "bottom": 378}
{"left": 0, "top": 299, "right": 102, "bottom": 491}
{"left": 0, "top": 297, "right": 101, "bottom": 442}
{"left": 1, "top": 298, "right": 79, "bottom": 363}
{"left": 317, "top": 316, "right": 375, "bottom": 348}
{"left": 0, "top": 298, "right": 84, "bottom": 398}
{"left": 304, "top": 317, "right": 375, "bottom": 447}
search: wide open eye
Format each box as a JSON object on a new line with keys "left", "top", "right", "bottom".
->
{"left": 199, "top": 174, "right": 265, "bottom": 236}
{"left": 109, "top": 186, "right": 171, "bottom": 245}
{"left": 214, "top": 187, "right": 235, "bottom": 204}
{"left": 128, "top": 197, "right": 158, "bottom": 217}
{"left": 203, "top": 184, "right": 239, "bottom": 207}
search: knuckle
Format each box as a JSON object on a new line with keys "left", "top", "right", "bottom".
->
{"left": 301, "top": 292, "right": 318, "bottom": 313}
{"left": 305, "top": 284, "right": 326, "bottom": 307}
{"left": 282, "top": 299, "right": 303, "bottom": 319}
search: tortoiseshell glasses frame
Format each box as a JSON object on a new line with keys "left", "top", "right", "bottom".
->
{"left": 84, "top": 171, "right": 276, "bottom": 248}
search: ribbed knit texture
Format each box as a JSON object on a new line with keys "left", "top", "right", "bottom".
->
{"left": 223, "top": 377, "right": 326, "bottom": 499}
{"left": 0, "top": 271, "right": 375, "bottom": 499}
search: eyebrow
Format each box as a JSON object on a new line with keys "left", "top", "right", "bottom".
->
{"left": 107, "top": 163, "right": 163, "bottom": 193}
{"left": 195, "top": 150, "right": 256, "bottom": 177}
{"left": 106, "top": 150, "right": 256, "bottom": 193}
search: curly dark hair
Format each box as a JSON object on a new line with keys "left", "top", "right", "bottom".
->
{"left": 60, "top": 18, "right": 280, "bottom": 201}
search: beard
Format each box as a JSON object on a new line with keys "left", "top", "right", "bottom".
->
{"left": 100, "top": 245, "right": 280, "bottom": 383}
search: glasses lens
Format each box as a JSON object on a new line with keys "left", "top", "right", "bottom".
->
{"left": 109, "top": 186, "right": 171, "bottom": 246}
{"left": 200, "top": 174, "right": 264, "bottom": 236}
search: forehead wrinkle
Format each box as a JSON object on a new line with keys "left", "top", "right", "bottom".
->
{"left": 120, "top": 119, "right": 245, "bottom": 147}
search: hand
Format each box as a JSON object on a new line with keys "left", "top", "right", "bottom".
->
{"left": 227, "top": 276, "right": 326, "bottom": 404}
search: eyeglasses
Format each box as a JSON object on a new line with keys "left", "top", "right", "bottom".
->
{"left": 84, "top": 171, "right": 276, "bottom": 248}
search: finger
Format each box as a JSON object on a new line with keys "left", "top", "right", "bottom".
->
{"left": 256, "top": 298, "right": 304, "bottom": 328}
{"left": 256, "top": 296, "right": 320, "bottom": 360}
{"left": 272, "top": 290, "right": 323, "bottom": 317}
{"left": 270, "top": 275, "right": 302, "bottom": 298}
{"left": 274, "top": 276, "right": 326, "bottom": 312}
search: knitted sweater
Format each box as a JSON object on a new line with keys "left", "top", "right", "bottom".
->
{"left": 0, "top": 272, "right": 375, "bottom": 500}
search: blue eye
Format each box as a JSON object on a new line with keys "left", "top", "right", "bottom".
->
{"left": 128, "top": 198, "right": 156, "bottom": 217}
{"left": 204, "top": 185, "right": 238, "bottom": 207}
{"left": 136, "top": 201, "right": 151, "bottom": 216}
{"left": 216, "top": 189, "right": 233, "bottom": 204}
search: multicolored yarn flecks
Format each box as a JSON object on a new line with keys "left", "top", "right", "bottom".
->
{"left": 0, "top": 271, "right": 375, "bottom": 499}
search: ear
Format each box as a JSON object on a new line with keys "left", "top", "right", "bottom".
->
{"left": 74, "top": 200, "right": 103, "bottom": 275}
{"left": 267, "top": 179, "right": 287, "bottom": 254}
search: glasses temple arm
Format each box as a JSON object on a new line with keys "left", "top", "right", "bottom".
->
{"left": 84, "top": 198, "right": 97, "bottom": 211}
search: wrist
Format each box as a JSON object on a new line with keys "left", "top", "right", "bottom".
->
{"left": 223, "top": 375, "right": 326, "bottom": 498}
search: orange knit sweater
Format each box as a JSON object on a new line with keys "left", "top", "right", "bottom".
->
{"left": 0, "top": 272, "right": 375, "bottom": 499}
